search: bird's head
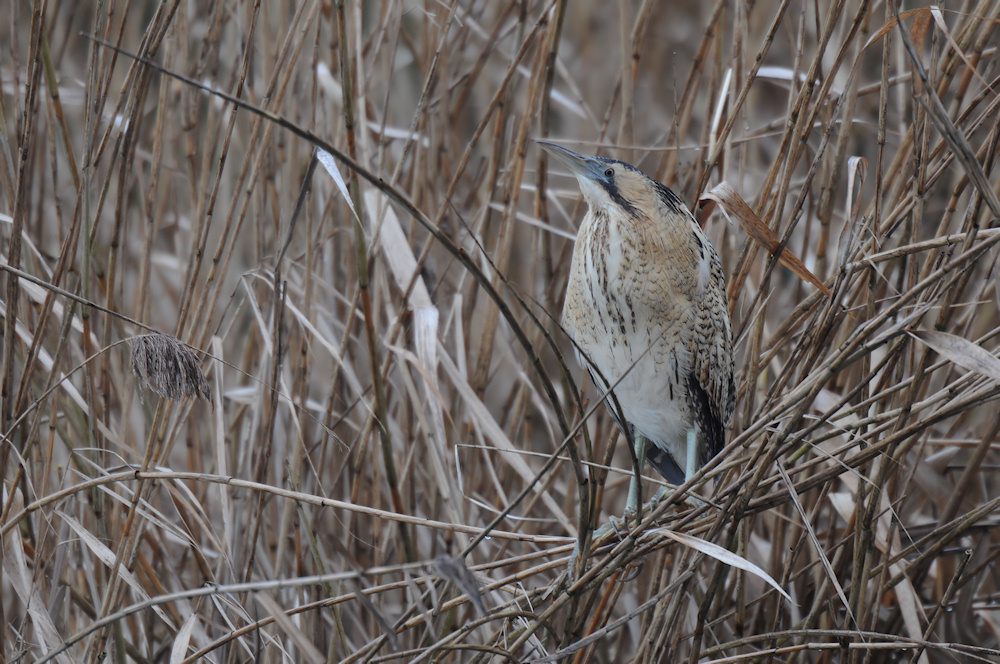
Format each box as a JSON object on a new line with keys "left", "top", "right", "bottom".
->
{"left": 538, "top": 141, "right": 687, "bottom": 223}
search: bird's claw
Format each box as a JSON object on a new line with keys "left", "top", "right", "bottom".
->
{"left": 567, "top": 491, "right": 703, "bottom": 578}
{"left": 566, "top": 508, "right": 644, "bottom": 579}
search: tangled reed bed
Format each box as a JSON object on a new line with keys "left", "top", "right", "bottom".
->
{"left": 2, "top": 1, "right": 1000, "bottom": 661}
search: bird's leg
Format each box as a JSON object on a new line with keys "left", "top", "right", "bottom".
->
{"left": 625, "top": 431, "right": 651, "bottom": 519}
{"left": 684, "top": 425, "right": 698, "bottom": 482}
{"left": 679, "top": 424, "right": 706, "bottom": 510}
{"left": 586, "top": 432, "right": 649, "bottom": 554}
{"left": 568, "top": 431, "right": 650, "bottom": 577}
{"left": 651, "top": 425, "right": 702, "bottom": 511}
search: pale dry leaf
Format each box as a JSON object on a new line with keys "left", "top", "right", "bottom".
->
{"left": 829, "top": 484, "right": 929, "bottom": 664}
{"left": 210, "top": 335, "right": 234, "bottom": 559}
{"left": 388, "top": 340, "right": 463, "bottom": 526}
{"left": 438, "top": 345, "right": 576, "bottom": 536}
{"left": 255, "top": 592, "right": 324, "bottom": 664}
{"left": 315, "top": 61, "right": 342, "bottom": 100}
{"left": 909, "top": 330, "right": 1000, "bottom": 386}
{"left": 875, "top": 494, "right": 930, "bottom": 664}
{"left": 169, "top": 614, "right": 198, "bottom": 664}
{"left": 486, "top": 202, "right": 577, "bottom": 240}
{"left": 275, "top": 285, "right": 366, "bottom": 404}
{"left": 3, "top": 490, "right": 73, "bottom": 664}
{"left": 316, "top": 148, "right": 360, "bottom": 223}
{"left": 707, "top": 67, "right": 733, "bottom": 166}
{"left": 838, "top": 156, "right": 870, "bottom": 267}
{"left": 363, "top": 189, "right": 433, "bottom": 311}
{"left": 846, "top": 156, "right": 868, "bottom": 223}
{"left": 56, "top": 510, "right": 174, "bottom": 627}
{"left": 0, "top": 252, "right": 85, "bottom": 336}
{"left": 433, "top": 554, "right": 488, "bottom": 616}
{"left": 775, "top": 463, "right": 850, "bottom": 618}
{"left": 364, "top": 189, "right": 460, "bottom": 521}
{"left": 755, "top": 66, "right": 801, "bottom": 82}
{"left": 2, "top": 302, "right": 88, "bottom": 412}
{"left": 652, "top": 529, "right": 793, "bottom": 603}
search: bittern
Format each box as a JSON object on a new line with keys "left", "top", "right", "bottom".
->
{"left": 541, "top": 141, "right": 735, "bottom": 519}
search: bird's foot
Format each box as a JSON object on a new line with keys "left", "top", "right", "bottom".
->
{"left": 568, "top": 491, "right": 712, "bottom": 578}
{"left": 650, "top": 485, "right": 705, "bottom": 511}
{"left": 566, "top": 505, "right": 649, "bottom": 579}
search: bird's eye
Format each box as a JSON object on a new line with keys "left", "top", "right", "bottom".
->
{"left": 604, "top": 167, "right": 614, "bottom": 178}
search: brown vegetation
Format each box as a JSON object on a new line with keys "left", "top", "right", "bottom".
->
{"left": 2, "top": 1, "right": 1000, "bottom": 662}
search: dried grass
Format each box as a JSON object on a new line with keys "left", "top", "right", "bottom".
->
{"left": 2, "top": 1, "right": 1000, "bottom": 662}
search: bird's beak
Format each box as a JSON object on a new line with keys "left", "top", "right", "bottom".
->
{"left": 537, "top": 141, "right": 610, "bottom": 184}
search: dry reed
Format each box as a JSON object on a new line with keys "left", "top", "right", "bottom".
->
{"left": 2, "top": 1, "right": 1000, "bottom": 662}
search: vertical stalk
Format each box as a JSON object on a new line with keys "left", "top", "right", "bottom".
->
{"left": 335, "top": 0, "right": 414, "bottom": 563}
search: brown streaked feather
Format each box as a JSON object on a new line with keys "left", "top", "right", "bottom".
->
{"left": 691, "top": 225, "right": 736, "bottom": 442}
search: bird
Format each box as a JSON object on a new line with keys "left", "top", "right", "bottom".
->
{"left": 540, "top": 141, "right": 735, "bottom": 520}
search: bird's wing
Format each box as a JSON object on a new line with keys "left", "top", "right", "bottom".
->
{"left": 645, "top": 441, "right": 685, "bottom": 485}
{"left": 690, "top": 238, "right": 736, "bottom": 461}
